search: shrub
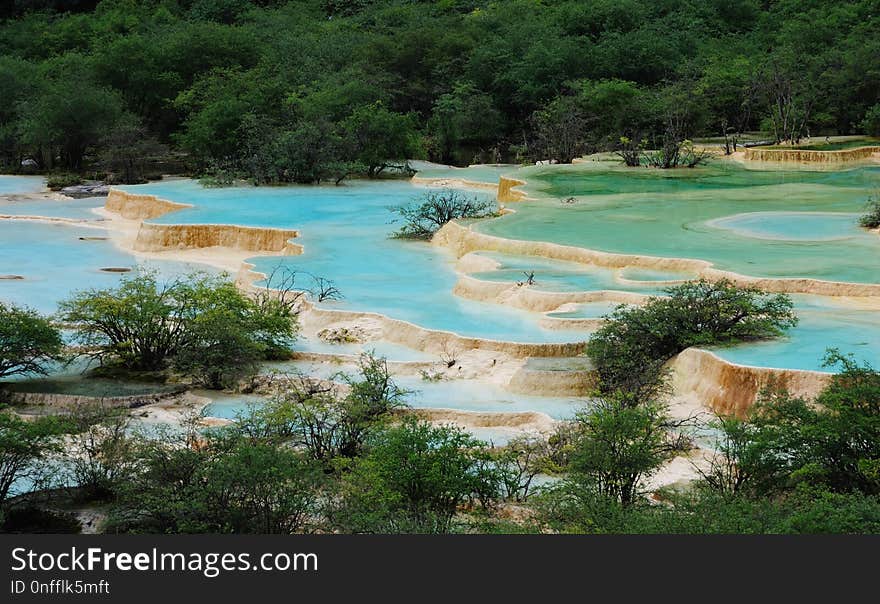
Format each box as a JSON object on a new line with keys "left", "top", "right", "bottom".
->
{"left": 390, "top": 191, "right": 496, "bottom": 239}
{"left": 859, "top": 191, "right": 880, "bottom": 229}
{"left": 46, "top": 173, "right": 83, "bottom": 190}
{"left": 587, "top": 279, "right": 797, "bottom": 397}
{"left": 0, "top": 302, "right": 65, "bottom": 380}
{"left": 59, "top": 271, "right": 297, "bottom": 386}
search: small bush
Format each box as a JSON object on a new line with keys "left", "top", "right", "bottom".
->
{"left": 46, "top": 173, "right": 83, "bottom": 190}
{"left": 859, "top": 191, "right": 880, "bottom": 229}
{"left": 391, "top": 191, "right": 496, "bottom": 239}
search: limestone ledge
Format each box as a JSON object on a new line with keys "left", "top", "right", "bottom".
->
{"left": 105, "top": 188, "right": 192, "bottom": 220}
{"left": 0, "top": 387, "right": 186, "bottom": 410}
{"left": 743, "top": 146, "right": 880, "bottom": 163}
{"left": 497, "top": 176, "right": 528, "bottom": 202}
{"left": 669, "top": 348, "right": 830, "bottom": 418}
{"left": 133, "top": 222, "right": 302, "bottom": 255}
{"left": 434, "top": 221, "right": 880, "bottom": 297}
{"left": 410, "top": 176, "right": 500, "bottom": 194}
{"left": 301, "top": 305, "right": 586, "bottom": 359}
{"left": 402, "top": 407, "right": 556, "bottom": 433}
{"left": 507, "top": 364, "right": 596, "bottom": 397}
{"left": 453, "top": 273, "right": 647, "bottom": 313}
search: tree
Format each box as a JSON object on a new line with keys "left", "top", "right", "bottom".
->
{"left": 859, "top": 191, "right": 880, "bottom": 229}
{"left": 331, "top": 420, "right": 500, "bottom": 533}
{"left": 15, "top": 54, "right": 124, "bottom": 170}
{"left": 861, "top": 104, "right": 880, "bottom": 137}
{"left": 757, "top": 56, "right": 815, "bottom": 145}
{"left": 64, "top": 403, "right": 136, "bottom": 501}
{"left": 171, "top": 280, "right": 297, "bottom": 389}
{"left": 59, "top": 271, "right": 297, "bottom": 382}
{"left": 59, "top": 271, "right": 202, "bottom": 372}
{"left": 529, "top": 95, "right": 592, "bottom": 164}
{"left": 391, "top": 190, "right": 496, "bottom": 239}
{"left": 493, "top": 433, "right": 553, "bottom": 502}
{"left": 587, "top": 280, "right": 798, "bottom": 397}
{"left": 111, "top": 428, "right": 325, "bottom": 534}
{"left": 576, "top": 79, "right": 653, "bottom": 151}
{"left": 99, "top": 113, "right": 167, "bottom": 184}
{"left": 567, "top": 395, "right": 688, "bottom": 506}
{"left": 340, "top": 102, "right": 421, "bottom": 178}
{"left": 0, "top": 410, "right": 68, "bottom": 509}
{"left": 427, "top": 82, "right": 504, "bottom": 165}
{"left": 0, "top": 302, "right": 64, "bottom": 381}
{"left": 700, "top": 350, "right": 880, "bottom": 498}
{"left": 242, "top": 353, "right": 408, "bottom": 464}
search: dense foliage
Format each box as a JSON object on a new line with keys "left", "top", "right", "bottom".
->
{"left": 860, "top": 191, "right": 880, "bottom": 229}
{"left": 587, "top": 279, "right": 798, "bottom": 397}
{"left": 2, "top": 0, "right": 878, "bottom": 180}
{"left": 0, "top": 302, "right": 64, "bottom": 380}
{"left": 58, "top": 271, "right": 297, "bottom": 387}
{"left": 537, "top": 351, "right": 880, "bottom": 533}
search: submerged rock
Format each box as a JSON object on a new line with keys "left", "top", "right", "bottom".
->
{"left": 0, "top": 274, "right": 25, "bottom": 280}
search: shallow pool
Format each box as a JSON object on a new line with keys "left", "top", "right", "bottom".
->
{"left": 122, "top": 179, "right": 586, "bottom": 343}
{"left": 479, "top": 160, "right": 880, "bottom": 283}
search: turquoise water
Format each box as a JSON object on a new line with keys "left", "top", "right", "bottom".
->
{"left": 546, "top": 301, "right": 623, "bottom": 319}
{"left": 0, "top": 196, "right": 106, "bottom": 220}
{"left": 0, "top": 221, "right": 208, "bottom": 314}
{"left": 713, "top": 295, "right": 880, "bottom": 371}
{"left": 122, "top": 179, "right": 586, "bottom": 343}
{"left": 469, "top": 251, "right": 680, "bottom": 294}
{"left": 202, "top": 375, "right": 583, "bottom": 422}
{"left": 5, "top": 163, "right": 880, "bottom": 376}
{"left": 707, "top": 212, "right": 862, "bottom": 242}
{"left": 0, "top": 175, "right": 45, "bottom": 194}
{"left": 480, "top": 161, "right": 880, "bottom": 283}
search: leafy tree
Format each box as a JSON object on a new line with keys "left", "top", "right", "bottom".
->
{"left": 15, "top": 53, "right": 125, "bottom": 170}
{"left": 0, "top": 302, "right": 64, "bottom": 381}
{"left": 576, "top": 78, "right": 654, "bottom": 151}
{"left": 172, "top": 280, "right": 296, "bottom": 389}
{"left": 0, "top": 410, "right": 68, "bottom": 509}
{"left": 493, "top": 433, "right": 553, "bottom": 502}
{"left": 59, "top": 271, "right": 297, "bottom": 382}
{"left": 535, "top": 482, "right": 880, "bottom": 534}
{"left": 241, "top": 353, "right": 408, "bottom": 463}
{"left": 859, "top": 191, "right": 880, "bottom": 229}
{"left": 566, "top": 395, "right": 688, "bottom": 506}
{"left": 698, "top": 349, "right": 880, "bottom": 499}
{"left": 100, "top": 113, "right": 168, "bottom": 184}
{"left": 331, "top": 419, "right": 499, "bottom": 533}
{"left": 529, "top": 94, "right": 591, "bottom": 164}
{"left": 861, "top": 104, "right": 880, "bottom": 137}
{"left": 111, "top": 427, "right": 325, "bottom": 534}
{"left": 64, "top": 403, "right": 136, "bottom": 501}
{"left": 427, "top": 82, "right": 503, "bottom": 165}
{"left": 340, "top": 102, "right": 421, "bottom": 178}
{"left": 587, "top": 279, "right": 797, "bottom": 397}
{"left": 391, "top": 190, "right": 496, "bottom": 239}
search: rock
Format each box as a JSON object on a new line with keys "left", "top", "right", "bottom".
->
{"left": 99, "top": 267, "right": 132, "bottom": 273}
{"left": 318, "top": 326, "right": 369, "bottom": 344}
{"left": 0, "top": 274, "right": 25, "bottom": 280}
{"left": 60, "top": 182, "right": 110, "bottom": 198}
{"left": 20, "top": 158, "right": 38, "bottom": 168}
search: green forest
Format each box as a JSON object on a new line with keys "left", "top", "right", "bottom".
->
{"left": 2, "top": 0, "right": 879, "bottom": 183}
